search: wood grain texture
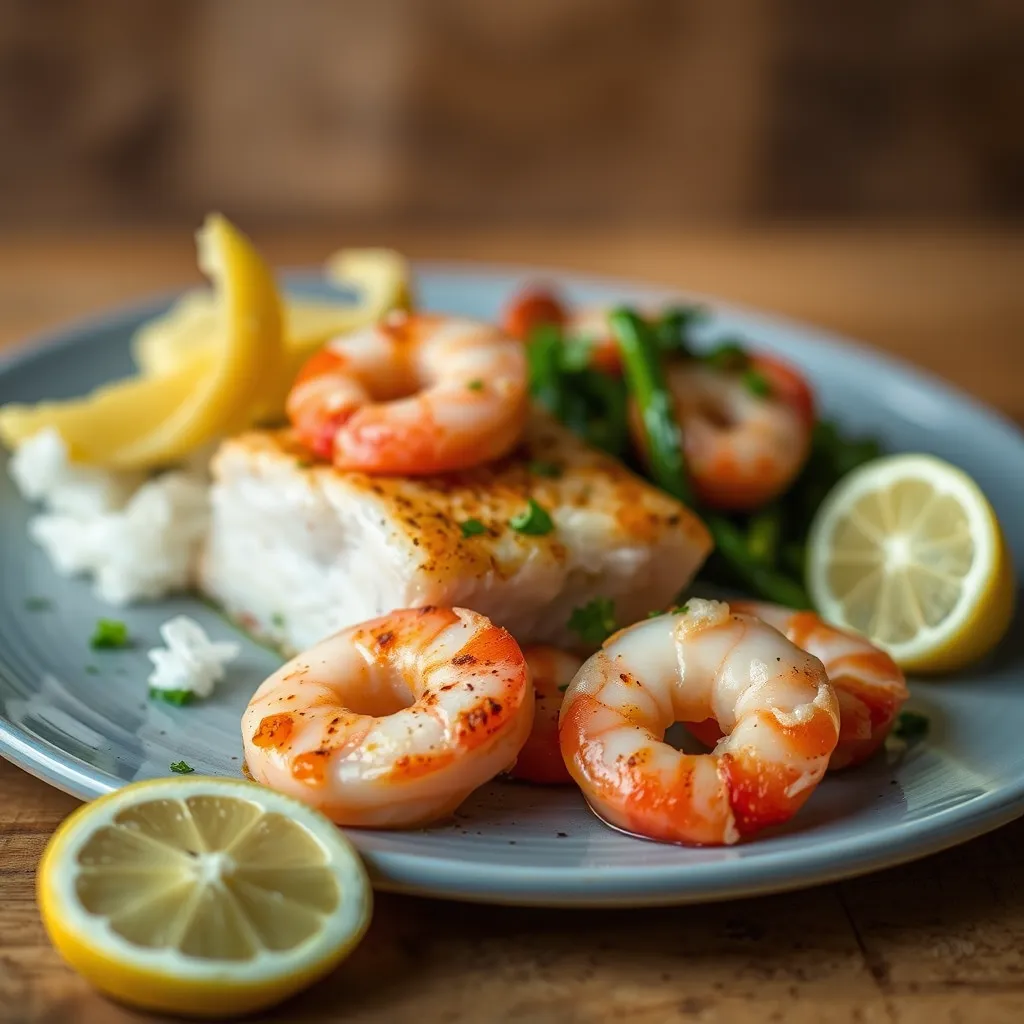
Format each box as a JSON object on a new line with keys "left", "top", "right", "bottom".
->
{"left": 0, "top": 0, "right": 1021, "bottom": 225}
{"left": 0, "top": 228, "right": 1023, "bottom": 1023}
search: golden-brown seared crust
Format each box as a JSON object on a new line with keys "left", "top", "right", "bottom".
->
{"left": 213, "top": 410, "right": 712, "bottom": 588}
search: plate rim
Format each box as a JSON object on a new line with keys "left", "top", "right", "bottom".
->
{"left": 3, "top": 257, "right": 1022, "bottom": 448}
{"left": 3, "top": 717, "right": 1023, "bottom": 907}
{"left": 2, "top": 260, "right": 1023, "bottom": 907}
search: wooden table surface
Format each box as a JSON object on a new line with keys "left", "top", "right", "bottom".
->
{"left": 1, "top": 227, "right": 1023, "bottom": 1024}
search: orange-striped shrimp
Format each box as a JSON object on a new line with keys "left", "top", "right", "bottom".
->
{"left": 502, "top": 287, "right": 621, "bottom": 374}
{"left": 508, "top": 646, "right": 583, "bottom": 785}
{"left": 687, "top": 602, "right": 908, "bottom": 770}
{"left": 286, "top": 311, "right": 528, "bottom": 475}
{"left": 242, "top": 607, "right": 534, "bottom": 828}
{"left": 502, "top": 285, "right": 567, "bottom": 343}
{"left": 503, "top": 287, "right": 814, "bottom": 510}
{"left": 631, "top": 356, "right": 814, "bottom": 511}
{"left": 559, "top": 598, "right": 839, "bottom": 845}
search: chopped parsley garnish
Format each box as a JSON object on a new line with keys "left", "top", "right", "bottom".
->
{"left": 24, "top": 596, "right": 52, "bottom": 612}
{"left": 653, "top": 305, "right": 708, "bottom": 356}
{"left": 701, "top": 339, "right": 748, "bottom": 372}
{"left": 746, "top": 506, "right": 782, "bottom": 564}
{"left": 568, "top": 597, "right": 617, "bottom": 646}
{"left": 460, "top": 518, "right": 488, "bottom": 538}
{"left": 527, "top": 322, "right": 630, "bottom": 458}
{"left": 152, "top": 689, "right": 195, "bottom": 707}
{"left": 741, "top": 369, "right": 772, "bottom": 398}
{"left": 169, "top": 760, "right": 195, "bottom": 774}
{"left": 271, "top": 612, "right": 286, "bottom": 629}
{"left": 508, "top": 499, "right": 554, "bottom": 536}
{"left": 893, "top": 711, "right": 930, "bottom": 740}
{"left": 84, "top": 665, "right": 100, "bottom": 676}
{"left": 560, "top": 335, "right": 597, "bottom": 372}
{"left": 90, "top": 619, "right": 130, "bottom": 650}
{"left": 467, "top": 379, "right": 485, "bottom": 391}
{"left": 296, "top": 458, "right": 316, "bottom": 469}
{"left": 647, "top": 603, "right": 690, "bottom": 619}
{"left": 527, "top": 460, "right": 562, "bottom": 478}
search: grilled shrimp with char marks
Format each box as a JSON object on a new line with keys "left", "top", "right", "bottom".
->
{"left": 242, "top": 607, "right": 534, "bottom": 828}
{"left": 287, "top": 311, "right": 528, "bottom": 475}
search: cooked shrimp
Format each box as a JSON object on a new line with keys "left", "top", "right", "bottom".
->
{"left": 559, "top": 598, "right": 839, "bottom": 845}
{"left": 509, "top": 646, "right": 583, "bottom": 785}
{"left": 242, "top": 606, "right": 534, "bottom": 828}
{"left": 727, "top": 602, "right": 908, "bottom": 770}
{"left": 502, "top": 285, "right": 567, "bottom": 342}
{"left": 631, "top": 358, "right": 812, "bottom": 510}
{"left": 502, "top": 287, "right": 621, "bottom": 374}
{"left": 286, "top": 311, "right": 528, "bottom": 475}
{"left": 565, "top": 307, "right": 625, "bottom": 375}
{"left": 504, "top": 287, "right": 813, "bottom": 509}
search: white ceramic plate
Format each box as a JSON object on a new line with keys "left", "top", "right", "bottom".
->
{"left": 2, "top": 264, "right": 1022, "bottom": 906}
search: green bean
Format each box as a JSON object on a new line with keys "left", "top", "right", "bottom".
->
{"left": 608, "top": 307, "right": 692, "bottom": 506}
{"left": 707, "top": 515, "right": 812, "bottom": 609}
{"left": 560, "top": 368, "right": 629, "bottom": 458}
{"left": 525, "top": 323, "right": 564, "bottom": 413}
{"left": 526, "top": 322, "right": 630, "bottom": 457}
{"left": 781, "top": 541, "right": 807, "bottom": 579}
{"left": 746, "top": 506, "right": 782, "bottom": 566}
{"left": 653, "top": 305, "right": 706, "bottom": 357}
{"left": 701, "top": 338, "right": 748, "bottom": 372}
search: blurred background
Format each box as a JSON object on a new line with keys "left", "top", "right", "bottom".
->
{"left": 0, "top": 0, "right": 1022, "bottom": 417}
{"left": 2, "top": 0, "right": 1021, "bottom": 230}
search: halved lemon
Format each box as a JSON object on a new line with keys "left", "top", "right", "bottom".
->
{"left": 0, "top": 214, "right": 284, "bottom": 468}
{"left": 807, "top": 454, "right": 1016, "bottom": 673}
{"left": 38, "top": 777, "right": 372, "bottom": 1018}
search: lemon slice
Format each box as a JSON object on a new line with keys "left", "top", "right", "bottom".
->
{"left": 38, "top": 777, "right": 372, "bottom": 1018}
{"left": 132, "top": 247, "right": 411, "bottom": 422}
{"left": 807, "top": 454, "right": 1016, "bottom": 673}
{"left": 0, "top": 214, "right": 284, "bottom": 468}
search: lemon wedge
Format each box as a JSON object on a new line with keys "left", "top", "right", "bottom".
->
{"left": 0, "top": 214, "right": 284, "bottom": 468}
{"left": 38, "top": 777, "right": 372, "bottom": 1018}
{"left": 323, "top": 247, "right": 413, "bottom": 315}
{"left": 132, "top": 247, "right": 411, "bottom": 421}
{"left": 130, "top": 288, "right": 221, "bottom": 378}
{"left": 807, "top": 454, "right": 1016, "bottom": 673}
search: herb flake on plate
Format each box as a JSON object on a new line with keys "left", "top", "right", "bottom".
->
{"left": 568, "top": 597, "right": 617, "bottom": 646}
{"left": 893, "top": 711, "right": 930, "bottom": 740}
{"left": 90, "top": 619, "right": 130, "bottom": 650}
{"left": 152, "top": 689, "right": 196, "bottom": 707}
